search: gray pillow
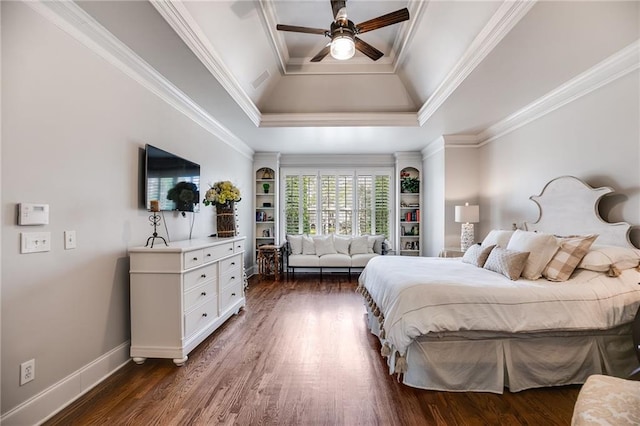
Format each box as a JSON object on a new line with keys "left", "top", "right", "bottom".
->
{"left": 462, "top": 244, "right": 495, "bottom": 267}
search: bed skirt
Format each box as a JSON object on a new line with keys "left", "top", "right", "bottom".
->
{"left": 365, "top": 308, "right": 637, "bottom": 394}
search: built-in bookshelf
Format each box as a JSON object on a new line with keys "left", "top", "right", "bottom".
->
{"left": 398, "top": 165, "right": 421, "bottom": 256}
{"left": 253, "top": 153, "right": 280, "bottom": 273}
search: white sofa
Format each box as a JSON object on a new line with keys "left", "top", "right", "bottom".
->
{"left": 285, "top": 234, "right": 389, "bottom": 276}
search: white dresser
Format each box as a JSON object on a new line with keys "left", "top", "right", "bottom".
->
{"left": 129, "top": 236, "right": 246, "bottom": 366}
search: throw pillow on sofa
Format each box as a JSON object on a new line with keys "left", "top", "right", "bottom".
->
{"left": 333, "top": 235, "right": 351, "bottom": 255}
{"left": 287, "top": 235, "right": 303, "bottom": 255}
{"left": 350, "top": 236, "right": 369, "bottom": 255}
{"left": 314, "top": 235, "right": 337, "bottom": 256}
{"left": 302, "top": 235, "right": 316, "bottom": 255}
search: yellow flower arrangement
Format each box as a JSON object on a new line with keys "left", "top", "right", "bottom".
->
{"left": 203, "top": 181, "right": 241, "bottom": 206}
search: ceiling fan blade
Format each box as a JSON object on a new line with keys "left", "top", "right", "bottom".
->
{"left": 276, "top": 24, "right": 327, "bottom": 35}
{"left": 331, "top": 0, "right": 347, "bottom": 20}
{"left": 310, "top": 44, "right": 331, "bottom": 62}
{"left": 354, "top": 37, "right": 384, "bottom": 61}
{"left": 356, "top": 8, "right": 410, "bottom": 34}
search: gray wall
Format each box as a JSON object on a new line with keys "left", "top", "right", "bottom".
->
{"left": 478, "top": 70, "right": 640, "bottom": 246}
{"left": 1, "top": 2, "right": 252, "bottom": 414}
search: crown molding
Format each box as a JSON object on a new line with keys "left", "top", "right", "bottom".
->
{"left": 259, "top": 112, "right": 419, "bottom": 127}
{"left": 417, "top": 0, "right": 536, "bottom": 126}
{"left": 392, "top": 0, "right": 430, "bottom": 72}
{"left": 477, "top": 39, "right": 640, "bottom": 145}
{"left": 421, "top": 136, "right": 445, "bottom": 159}
{"left": 151, "top": 0, "right": 262, "bottom": 127}
{"left": 26, "top": 0, "right": 254, "bottom": 159}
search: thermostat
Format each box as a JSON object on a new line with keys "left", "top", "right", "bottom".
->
{"left": 18, "top": 203, "right": 50, "bottom": 225}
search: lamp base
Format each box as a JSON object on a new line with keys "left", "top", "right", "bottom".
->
{"left": 460, "top": 223, "right": 475, "bottom": 252}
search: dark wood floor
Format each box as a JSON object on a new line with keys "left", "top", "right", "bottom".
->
{"left": 45, "top": 274, "right": 579, "bottom": 425}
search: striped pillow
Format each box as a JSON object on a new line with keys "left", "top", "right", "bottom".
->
{"left": 543, "top": 235, "right": 597, "bottom": 282}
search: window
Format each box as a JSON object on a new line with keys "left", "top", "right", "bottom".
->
{"left": 283, "top": 169, "right": 392, "bottom": 238}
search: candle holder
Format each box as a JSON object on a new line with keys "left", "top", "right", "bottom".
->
{"left": 145, "top": 211, "right": 168, "bottom": 248}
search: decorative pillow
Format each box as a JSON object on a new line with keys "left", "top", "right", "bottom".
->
{"left": 481, "top": 230, "right": 515, "bottom": 248}
{"left": 314, "top": 235, "right": 337, "bottom": 256}
{"left": 506, "top": 230, "right": 559, "bottom": 280}
{"left": 543, "top": 234, "right": 597, "bottom": 282}
{"left": 368, "top": 235, "right": 385, "bottom": 254}
{"left": 484, "top": 247, "right": 530, "bottom": 280}
{"left": 578, "top": 245, "right": 640, "bottom": 272}
{"left": 302, "top": 235, "right": 316, "bottom": 255}
{"left": 333, "top": 235, "right": 351, "bottom": 255}
{"left": 287, "top": 235, "right": 303, "bottom": 255}
{"left": 462, "top": 243, "right": 495, "bottom": 268}
{"left": 350, "top": 236, "right": 369, "bottom": 255}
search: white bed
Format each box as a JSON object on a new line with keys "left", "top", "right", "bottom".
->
{"left": 358, "top": 176, "right": 640, "bottom": 393}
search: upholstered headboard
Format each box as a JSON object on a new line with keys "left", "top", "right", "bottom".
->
{"left": 525, "top": 176, "right": 634, "bottom": 248}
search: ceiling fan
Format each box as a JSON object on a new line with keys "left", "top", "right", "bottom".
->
{"left": 276, "top": 0, "right": 410, "bottom": 62}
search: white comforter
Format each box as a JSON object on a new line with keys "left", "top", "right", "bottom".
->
{"left": 358, "top": 256, "right": 640, "bottom": 355}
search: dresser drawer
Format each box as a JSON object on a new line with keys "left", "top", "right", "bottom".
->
{"left": 184, "top": 298, "right": 218, "bottom": 338}
{"left": 183, "top": 263, "right": 217, "bottom": 291}
{"left": 204, "top": 242, "right": 234, "bottom": 262}
{"left": 220, "top": 267, "right": 242, "bottom": 289}
{"left": 220, "top": 254, "right": 242, "bottom": 275}
{"left": 184, "top": 249, "right": 204, "bottom": 269}
{"left": 219, "top": 282, "right": 243, "bottom": 313}
{"left": 183, "top": 281, "right": 216, "bottom": 312}
{"left": 233, "top": 239, "right": 245, "bottom": 253}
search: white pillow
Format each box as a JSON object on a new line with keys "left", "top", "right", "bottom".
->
{"left": 287, "top": 235, "right": 303, "bottom": 255}
{"left": 302, "top": 235, "right": 316, "bottom": 255}
{"left": 506, "top": 230, "right": 559, "bottom": 280}
{"left": 314, "top": 235, "right": 337, "bottom": 256}
{"left": 333, "top": 235, "right": 351, "bottom": 255}
{"left": 350, "top": 236, "right": 369, "bottom": 255}
{"left": 578, "top": 245, "right": 640, "bottom": 272}
{"left": 481, "top": 230, "right": 515, "bottom": 248}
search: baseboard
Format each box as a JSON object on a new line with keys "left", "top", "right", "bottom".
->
{"left": 1, "top": 341, "right": 131, "bottom": 426}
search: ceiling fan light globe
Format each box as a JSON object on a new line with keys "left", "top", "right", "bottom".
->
{"left": 330, "top": 36, "right": 355, "bottom": 60}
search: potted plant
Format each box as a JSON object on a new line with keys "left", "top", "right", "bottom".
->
{"left": 263, "top": 183, "right": 270, "bottom": 194}
{"left": 166, "top": 181, "right": 199, "bottom": 212}
{"left": 203, "top": 181, "right": 242, "bottom": 237}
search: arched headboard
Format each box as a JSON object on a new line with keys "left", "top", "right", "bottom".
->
{"left": 525, "top": 176, "right": 633, "bottom": 248}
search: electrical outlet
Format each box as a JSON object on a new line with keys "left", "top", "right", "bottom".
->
{"left": 20, "top": 359, "right": 35, "bottom": 386}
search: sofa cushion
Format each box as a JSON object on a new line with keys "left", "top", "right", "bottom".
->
{"left": 287, "top": 234, "right": 303, "bottom": 255}
{"left": 319, "top": 253, "right": 351, "bottom": 267}
{"left": 351, "top": 253, "right": 378, "bottom": 267}
{"left": 367, "top": 235, "right": 385, "bottom": 254}
{"left": 302, "top": 235, "right": 316, "bottom": 255}
{"left": 350, "top": 236, "right": 369, "bottom": 255}
{"left": 288, "top": 254, "right": 320, "bottom": 267}
{"left": 314, "top": 235, "right": 337, "bottom": 256}
{"left": 333, "top": 235, "right": 351, "bottom": 255}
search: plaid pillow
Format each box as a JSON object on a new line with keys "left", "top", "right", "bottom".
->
{"left": 543, "top": 235, "right": 598, "bottom": 282}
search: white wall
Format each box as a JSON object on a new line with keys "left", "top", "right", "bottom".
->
{"left": 478, "top": 70, "right": 640, "bottom": 246}
{"left": 1, "top": 2, "right": 252, "bottom": 416}
{"left": 422, "top": 146, "right": 445, "bottom": 256}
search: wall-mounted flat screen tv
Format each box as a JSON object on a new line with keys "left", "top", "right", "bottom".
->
{"left": 145, "top": 144, "right": 200, "bottom": 212}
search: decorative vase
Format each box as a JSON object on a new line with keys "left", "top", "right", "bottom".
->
{"left": 216, "top": 201, "right": 236, "bottom": 238}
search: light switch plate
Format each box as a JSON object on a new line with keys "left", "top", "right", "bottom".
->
{"left": 64, "top": 230, "right": 76, "bottom": 249}
{"left": 21, "top": 232, "right": 51, "bottom": 254}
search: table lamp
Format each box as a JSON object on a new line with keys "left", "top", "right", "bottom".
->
{"left": 455, "top": 203, "right": 480, "bottom": 252}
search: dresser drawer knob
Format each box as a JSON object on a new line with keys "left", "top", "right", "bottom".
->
{"left": 206, "top": 253, "right": 212, "bottom": 257}
{"left": 230, "top": 276, "right": 235, "bottom": 280}
{"left": 201, "top": 274, "right": 206, "bottom": 278}
{"left": 202, "top": 313, "right": 208, "bottom": 317}
{"left": 201, "top": 292, "right": 207, "bottom": 296}
{"left": 231, "top": 262, "right": 235, "bottom": 266}
{"left": 231, "top": 293, "right": 236, "bottom": 297}
{"left": 228, "top": 247, "right": 233, "bottom": 251}
{"left": 192, "top": 257, "right": 198, "bottom": 261}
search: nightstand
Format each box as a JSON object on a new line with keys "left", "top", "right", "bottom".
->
{"left": 439, "top": 248, "right": 464, "bottom": 258}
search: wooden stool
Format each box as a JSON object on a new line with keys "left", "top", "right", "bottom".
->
{"left": 258, "top": 245, "right": 281, "bottom": 279}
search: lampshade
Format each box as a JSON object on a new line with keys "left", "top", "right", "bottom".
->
{"left": 455, "top": 203, "right": 479, "bottom": 223}
{"left": 330, "top": 35, "right": 355, "bottom": 60}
